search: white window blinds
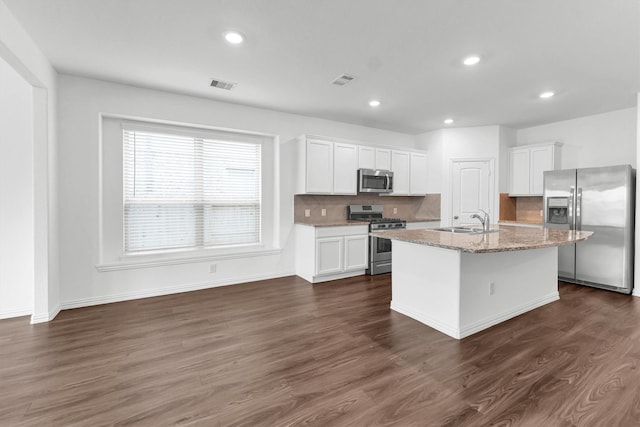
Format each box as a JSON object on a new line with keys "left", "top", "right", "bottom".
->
{"left": 123, "top": 127, "right": 262, "bottom": 253}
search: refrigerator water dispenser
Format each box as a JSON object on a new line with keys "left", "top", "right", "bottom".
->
{"left": 547, "top": 197, "right": 569, "bottom": 224}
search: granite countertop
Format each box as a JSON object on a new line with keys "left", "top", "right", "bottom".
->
{"left": 370, "top": 225, "right": 592, "bottom": 254}
{"left": 295, "top": 217, "right": 441, "bottom": 227}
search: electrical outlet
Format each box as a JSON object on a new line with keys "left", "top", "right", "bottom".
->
{"left": 304, "top": 209, "right": 311, "bottom": 217}
{"left": 210, "top": 264, "right": 217, "bottom": 273}
{"left": 321, "top": 208, "right": 327, "bottom": 216}
{"left": 393, "top": 207, "right": 398, "bottom": 214}
{"left": 540, "top": 209, "right": 543, "bottom": 217}
{"left": 489, "top": 282, "right": 495, "bottom": 295}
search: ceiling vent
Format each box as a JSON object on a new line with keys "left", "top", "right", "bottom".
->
{"left": 331, "top": 74, "right": 357, "bottom": 86}
{"left": 210, "top": 78, "right": 237, "bottom": 90}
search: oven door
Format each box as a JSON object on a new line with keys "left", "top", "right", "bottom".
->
{"left": 368, "top": 235, "right": 393, "bottom": 275}
{"left": 371, "top": 235, "right": 392, "bottom": 262}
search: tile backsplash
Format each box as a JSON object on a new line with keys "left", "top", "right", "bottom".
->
{"left": 499, "top": 193, "right": 543, "bottom": 224}
{"left": 294, "top": 194, "right": 441, "bottom": 222}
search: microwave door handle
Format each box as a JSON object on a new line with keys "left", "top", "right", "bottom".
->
{"left": 386, "top": 174, "right": 391, "bottom": 191}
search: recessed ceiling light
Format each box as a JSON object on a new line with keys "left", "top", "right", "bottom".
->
{"left": 369, "top": 100, "right": 381, "bottom": 107}
{"left": 224, "top": 31, "right": 244, "bottom": 45}
{"left": 539, "top": 91, "right": 555, "bottom": 99}
{"left": 463, "top": 56, "right": 481, "bottom": 66}
{"left": 444, "top": 118, "right": 454, "bottom": 124}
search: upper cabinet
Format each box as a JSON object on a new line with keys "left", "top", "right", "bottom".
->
{"left": 333, "top": 142, "right": 358, "bottom": 194}
{"left": 296, "top": 136, "right": 357, "bottom": 195}
{"left": 391, "top": 150, "right": 411, "bottom": 195}
{"left": 357, "top": 146, "right": 391, "bottom": 170}
{"left": 294, "top": 135, "right": 427, "bottom": 196}
{"left": 387, "top": 150, "right": 428, "bottom": 196}
{"left": 409, "top": 152, "right": 428, "bottom": 195}
{"left": 509, "top": 142, "right": 562, "bottom": 196}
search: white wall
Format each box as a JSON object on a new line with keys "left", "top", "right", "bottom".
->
{"left": 634, "top": 96, "right": 640, "bottom": 297}
{"left": 0, "top": 56, "right": 33, "bottom": 318}
{"left": 57, "top": 74, "right": 414, "bottom": 308}
{"left": 416, "top": 126, "right": 506, "bottom": 226}
{"left": 0, "top": 0, "right": 58, "bottom": 323}
{"left": 516, "top": 107, "right": 637, "bottom": 169}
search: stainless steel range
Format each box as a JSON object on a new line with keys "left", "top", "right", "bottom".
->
{"left": 348, "top": 204, "right": 406, "bottom": 275}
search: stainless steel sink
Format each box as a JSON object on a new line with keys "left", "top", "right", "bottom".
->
{"left": 434, "top": 226, "right": 501, "bottom": 234}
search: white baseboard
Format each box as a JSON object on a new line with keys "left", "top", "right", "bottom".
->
{"left": 458, "top": 292, "right": 559, "bottom": 338}
{"left": 391, "top": 291, "right": 559, "bottom": 340}
{"left": 60, "top": 271, "right": 296, "bottom": 311}
{"left": 309, "top": 270, "right": 366, "bottom": 283}
{"left": 391, "top": 301, "right": 461, "bottom": 338}
{"left": 30, "top": 305, "right": 60, "bottom": 324}
{"left": 0, "top": 307, "right": 32, "bottom": 321}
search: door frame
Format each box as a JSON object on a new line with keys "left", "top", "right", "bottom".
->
{"left": 448, "top": 158, "right": 496, "bottom": 227}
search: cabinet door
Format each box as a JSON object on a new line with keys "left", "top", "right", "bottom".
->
{"left": 391, "top": 150, "right": 410, "bottom": 195}
{"left": 315, "top": 237, "right": 343, "bottom": 275}
{"left": 306, "top": 139, "right": 333, "bottom": 193}
{"left": 344, "top": 235, "right": 368, "bottom": 271}
{"left": 358, "top": 146, "right": 376, "bottom": 169}
{"left": 376, "top": 149, "right": 392, "bottom": 170}
{"left": 509, "top": 148, "right": 530, "bottom": 195}
{"left": 333, "top": 142, "right": 357, "bottom": 194}
{"left": 409, "top": 152, "right": 428, "bottom": 195}
{"left": 529, "top": 146, "right": 554, "bottom": 195}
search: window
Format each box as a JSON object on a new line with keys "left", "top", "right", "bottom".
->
{"left": 123, "top": 127, "right": 261, "bottom": 253}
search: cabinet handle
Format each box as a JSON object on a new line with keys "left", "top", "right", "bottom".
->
{"left": 454, "top": 216, "right": 459, "bottom": 219}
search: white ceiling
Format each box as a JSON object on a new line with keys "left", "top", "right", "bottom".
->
{"left": 5, "top": 0, "right": 639, "bottom": 134}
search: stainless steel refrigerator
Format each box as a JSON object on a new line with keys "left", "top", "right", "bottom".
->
{"left": 543, "top": 165, "right": 635, "bottom": 294}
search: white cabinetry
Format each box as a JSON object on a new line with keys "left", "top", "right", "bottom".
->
{"left": 304, "top": 138, "right": 333, "bottom": 193}
{"left": 375, "top": 149, "right": 391, "bottom": 170}
{"left": 295, "top": 224, "right": 369, "bottom": 283}
{"left": 294, "top": 135, "right": 427, "bottom": 196}
{"left": 388, "top": 150, "right": 427, "bottom": 196}
{"left": 296, "top": 136, "right": 357, "bottom": 195}
{"left": 409, "top": 152, "right": 428, "bottom": 195}
{"left": 333, "top": 143, "right": 358, "bottom": 194}
{"left": 315, "top": 237, "right": 343, "bottom": 275}
{"left": 391, "top": 150, "right": 410, "bottom": 195}
{"left": 358, "top": 146, "right": 392, "bottom": 170}
{"left": 509, "top": 143, "right": 561, "bottom": 196}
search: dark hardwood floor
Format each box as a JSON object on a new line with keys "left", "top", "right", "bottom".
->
{"left": 2, "top": 275, "right": 640, "bottom": 426}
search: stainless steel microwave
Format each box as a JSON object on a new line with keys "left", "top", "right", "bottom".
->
{"left": 358, "top": 169, "right": 394, "bottom": 193}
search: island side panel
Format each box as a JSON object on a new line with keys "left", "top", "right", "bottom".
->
{"left": 390, "top": 240, "right": 462, "bottom": 338}
{"left": 458, "top": 246, "right": 559, "bottom": 338}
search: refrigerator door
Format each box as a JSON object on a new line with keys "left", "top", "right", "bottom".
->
{"left": 543, "top": 169, "right": 577, "bottom": 280}
{"left": 575, "top": 165, "right": 635, "bottom": 292}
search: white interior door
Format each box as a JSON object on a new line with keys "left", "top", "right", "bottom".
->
{"left": 452, "top": 160, "right": 492, "bottom": 226}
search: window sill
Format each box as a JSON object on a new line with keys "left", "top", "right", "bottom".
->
{"left": 95, "top": 247, "right": 282, "bottom": 272}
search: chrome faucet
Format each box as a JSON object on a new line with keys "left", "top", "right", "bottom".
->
{"left": 470, "top": 209, "right": 490, "bottom": 232}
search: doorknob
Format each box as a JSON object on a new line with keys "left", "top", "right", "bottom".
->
{"left": 454, "top": 216, "right": 459, "bottom": 219}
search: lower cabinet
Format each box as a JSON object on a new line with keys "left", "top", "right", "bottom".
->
{"left": 295, "top": 224, "right": 369, "bottom": 283}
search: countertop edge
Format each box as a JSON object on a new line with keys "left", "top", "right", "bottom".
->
{"left": 370, "top": 226, "right": 593, "bottom": 253}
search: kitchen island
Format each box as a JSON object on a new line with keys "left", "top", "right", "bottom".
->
{"left": 370, "top": 225, "right": 592, "bottom": 339}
